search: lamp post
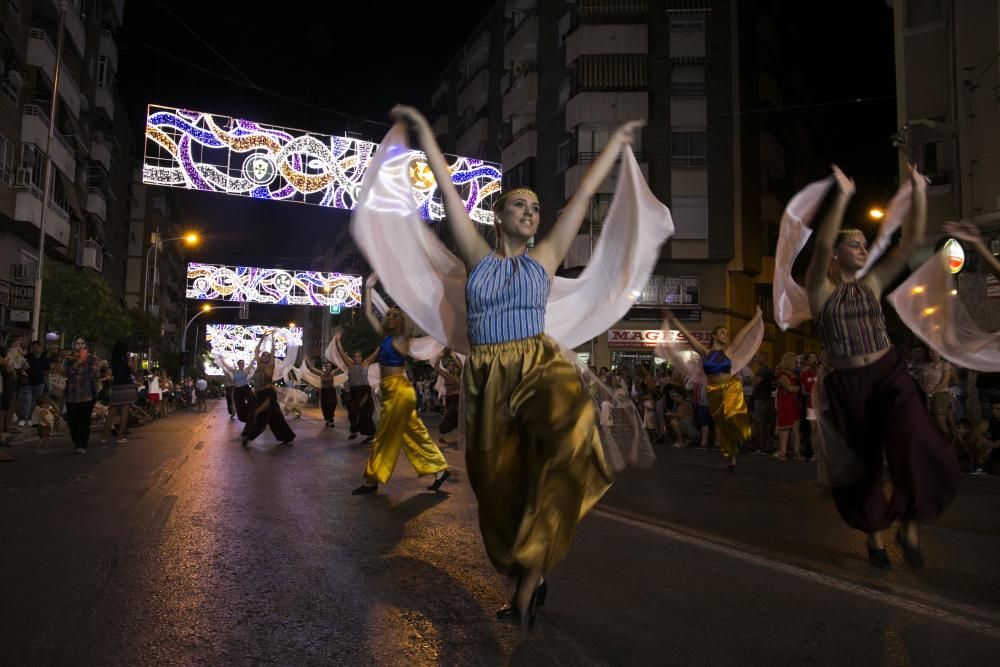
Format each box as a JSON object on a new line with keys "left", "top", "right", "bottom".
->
{"left": 144, "top": 232, "right": 199, "bottom": 313}
{"left": 179, "top": 303, "right": 241, "bottom": 380}
{"left": 29, "top": 0, "right": 68, "bottom": 342}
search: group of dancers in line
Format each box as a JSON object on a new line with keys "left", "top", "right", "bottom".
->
{"left": 226, "top": 101, "right": 994, "bottom": 629}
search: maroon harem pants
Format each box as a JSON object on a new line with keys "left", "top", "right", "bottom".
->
{"left": 822, "top": 349, "right": 958, "bottom": 533}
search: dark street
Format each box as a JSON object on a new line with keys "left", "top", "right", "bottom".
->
{"left": 2, "top": 401, "right": 998, "bottom": 666}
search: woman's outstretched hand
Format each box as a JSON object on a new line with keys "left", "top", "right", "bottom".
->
{"left": 830, "top": 164, "right": 856, "bottom": 197}
{"left": 390, "top": 105, "right": 430, "bottom": 133}
{"left": 614, "top": 119, "right": 646, "bottom": 146}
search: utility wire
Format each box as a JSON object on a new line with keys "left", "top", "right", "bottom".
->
{"left": 149, "top": 0, "right": 258, "bottom": 89}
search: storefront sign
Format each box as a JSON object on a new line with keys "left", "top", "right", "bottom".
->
{"left": 9, "top": 310, "right": 30, "bottom": 322}
{"left": 8, "top": 283, "right": 34, "bottom": 311}
{"left": 0, "top": 279, "right": 9, "bottom": 308}
{"left": 607, "top": 328, "right": 711, "bottom": 349}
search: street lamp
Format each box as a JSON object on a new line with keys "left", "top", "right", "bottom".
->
{"left": 869, "top": 208, "right": 885, "bottom": 221}
{"left": 178, "top": 302, "right": 239, "bottom": 380}
{"left": 144, "top": 232, "right": 199, "bottom": 313}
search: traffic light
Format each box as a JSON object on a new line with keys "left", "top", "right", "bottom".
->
{"left": 329, "top": 305, "right": 341, "bottom": 315}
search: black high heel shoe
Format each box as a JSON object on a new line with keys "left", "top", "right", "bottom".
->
{"left": 895, "top": 531, "right": 925, "bottom": 569}
{"left": 496, "top": 580, "right": 547, "bottom": 620}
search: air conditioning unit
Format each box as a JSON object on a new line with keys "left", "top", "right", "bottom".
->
{"left": 11, "top": 263, "right": 34, "bottom": 282}
{"left": 15, "top": 167, "right": 32, "bottom": 187}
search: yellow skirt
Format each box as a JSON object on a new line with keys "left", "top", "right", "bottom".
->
{"left": 706, "top": 376, "right": 752, "bottom": 458}
{"left": 364, "top": 374, "right": 448, "bottom": 484}
{"left": 464, "top": 334, "right": 614, "bottom": 576}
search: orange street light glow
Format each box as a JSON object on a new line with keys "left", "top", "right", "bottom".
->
{"left": 201, "top": 304, "right": 211, "bottom": 312}
{"left": 869, "top": 208, "right": 885, "bottom": 220}
{"left": 184, "top": 233, "right": 200, "bottom": 245}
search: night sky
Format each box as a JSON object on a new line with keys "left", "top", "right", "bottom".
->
{"left": 117, "top": 0, "right": 898, "bottom": 268}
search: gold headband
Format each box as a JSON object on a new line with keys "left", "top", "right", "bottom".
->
{"left": 494, "top": 187, "right": 538, "bottom": 210}
{"left": 838, "top": 228, "right": 865, "bottom": 237}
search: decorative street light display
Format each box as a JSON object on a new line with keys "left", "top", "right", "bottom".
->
{"left": 204, "top": 324, "right": 303, "bottom": 376}
{"left": 186, "top": 262, "right": 362, "bottom": 307}
{"left": 143, "top": 104, "right": 502, "bottom": 224}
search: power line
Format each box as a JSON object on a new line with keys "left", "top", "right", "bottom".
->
{"left": 117, "top": 32, "right": 390, "bottom": 129}
{"left": 149, "top": 0, "right": 258, "bottom": 89}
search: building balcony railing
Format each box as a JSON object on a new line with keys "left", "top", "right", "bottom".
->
{"left": 504, "top": 11, "right": 538, "bottom": 64}
{"left": 99, "top": 29, "right": 118, "bottom": 71}
{"left": 86, "top": 187, "right": 107, "bottom": 221}
{"left": 575, "top": 0, "right": 648, "bottom": 25}
{"left": 21, "top": 104, "right": 76, "bottom": 181}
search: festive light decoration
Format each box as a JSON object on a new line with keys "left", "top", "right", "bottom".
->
{"left": 204, "top": 325, "right": 302, "bottom": 376}
{"left": 186, "top": 262, "right": 361, "bottom": 307}
{"left": 143, "top": 104, "right": 502, "bottom": 224}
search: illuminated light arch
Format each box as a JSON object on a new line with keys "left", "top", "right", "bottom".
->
{"left": 205, "top": 324, "right": 303, "bottom": 376}
{"left": 144, "top": 104, "right": 502, "bottom": 224}
{"left": 187, "top": 262, "right": 362, "bottom": 307}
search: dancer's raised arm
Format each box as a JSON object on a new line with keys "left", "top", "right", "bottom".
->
{"left": 334, "top": 331, "right": 355, "bottom": 368}
{"left": 805, "top": 165, "right": 855, "bottom": 307}
{"left": 390, "top": 104, "right": 491, "bottom": 268}
{"left": 364, "top": 274, "right": 384, "bottom": 336}
{"left": 864, "top": 165, "right": 927, "bottom": 297}
{"left": 943, "top": 220, "right": 1000, "bottom": 279}
{"left": 532, "top": 120, "right": 644, "bottom": 276}
{"left": 663, "top": 309, "right": 708, "bottom": 358}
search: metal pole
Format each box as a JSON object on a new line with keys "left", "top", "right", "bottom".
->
{"left": 30, "top": 2, "right": 68, "bottom": 341}
{"left": 142, "top": 238, "right": 157, "bottom": 311}
{"left": 179, "top": 309, "right": 204, "bottom": 382}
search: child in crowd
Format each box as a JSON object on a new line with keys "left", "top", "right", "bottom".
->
{"left": 34, "top": 395, "right": 56, "bottom": 454}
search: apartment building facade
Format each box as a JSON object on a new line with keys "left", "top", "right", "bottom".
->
{"left": 892, "top": 0, "right": 1000, "bottom": 330}
{"left": 0, "top": 0, "right": 130, "bottom": 338}
{"left": 429, "top": 0, "right": 820, "bottom": 368}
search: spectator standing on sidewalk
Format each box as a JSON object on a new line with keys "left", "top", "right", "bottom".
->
{"left": 64, "top": 337, "right": 101, "bottom": 454}
{"left": 775, "top": 352, "right": 803, "bottom": 460}
{"left": 20, "top": 341, "right": 49, "bottom": 427}
{"left": 195, "top": 376, "right": 208, "bottom": 412}
{"left": 751, "top": 352, "right": 775, "bottom": 453}
{"left": 0, "top": 347, "right": 14, "bottom": 448}
{"left": 102, "top": 342, "right": 136, "bottom": 444}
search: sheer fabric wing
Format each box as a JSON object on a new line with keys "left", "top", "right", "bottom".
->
{"left": 887, "top": 248, "right": 1000, "bottom": 371}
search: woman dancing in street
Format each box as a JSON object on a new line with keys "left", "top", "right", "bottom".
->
{"left": 352, "top": 274, "right": 449, "bottom": 495}
{"left": 305, "top": 358, "right": 340, "bottom": 427}
{"left": 389, "top": 105, "right": 647, "bottom": 628}
{"left": 662, "top": 310, "right": 761, "bottom": 472}
{"left": 241, "top": 334, "right": 296, "bottom": 447}
{"left": 332, "top": 335, "right": 376, "bottom": 442}
{"left": 804, "top": 164, "right": 957, "bottom": 569}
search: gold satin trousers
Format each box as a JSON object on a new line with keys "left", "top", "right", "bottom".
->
{"left": 364, "top": 374, "right": 448, "bottom": 484}
{"left": 464, "top": 335, "right": 614, "bottom": 576}
{"left": 707, "top": 376, "right": 752, "bottom": 458}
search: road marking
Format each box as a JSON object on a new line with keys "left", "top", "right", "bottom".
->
{"left": 593, "top": 507, "right": 1000, "bottom": 641}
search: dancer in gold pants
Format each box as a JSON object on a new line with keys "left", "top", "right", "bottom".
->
{"left": 352, "top": 274, "right": 449, "bottom": 495}
{"left": 663, "top": 310, "right": 760, "bottom": 472}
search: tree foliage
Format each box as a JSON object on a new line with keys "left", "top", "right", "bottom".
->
{"left": 332, "top": 311, "right": 379, "bottom": 359}
{"left": 42, "top": 263, "right": 163, "bottom": 356}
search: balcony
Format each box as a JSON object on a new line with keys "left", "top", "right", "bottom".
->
{"left": 26, "top": 28, "right": 81, "bottom": 117}
{"left": 455, "top": 115, "right": 488, "bottom": 159}
{"left": 456, "top": 66, "right": 489, "bottom": 120}
{"left": 566, "top": 24, "right": 647, "bottom": 64}
{"left": 21, "top": 105, "right": 76, "bottom": 180}
{"left": 13, "top": 185, "right": 71, "bottom": 247}
{"left": 60, "top": 1, "right": 86, "bottom": 55}
{"left": 502, "top": 70, "right": 537, "bottom": 119}
{"left": 91, "top": 138, "right": 111, "bottom": 172}
{"left": 504, "top": 12, "right": 537, "bottom": 64}
{"left": 502, "top": 126, "right": 536, "bottom": 166}
{"left": 99, "top": 29, "right": 118, "bottom": 71}
{"left": 86, "top": 187, "right": 107, "bottom": 221}
{"left": 95, "top": 82, "right": 114, "bottom": 120}
{"left": 78, "top": 239, "right": 102, "bottom": 272}
{"left": 565, "top": 91, "right": 647, "bottom": 130}
{"left": 564, "top": 153, "right": 648, "bottom": 195}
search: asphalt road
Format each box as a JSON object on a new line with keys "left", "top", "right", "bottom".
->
{"left": 2, "top": 401, "right": 998, "bottom": 666}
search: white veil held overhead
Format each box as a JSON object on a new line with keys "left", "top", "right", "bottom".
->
{"left": 772, "top": 177, "right": 912, "bottom": 330}
{"left": 887, "top": 248, "right": 1000, "bottom": 372}
{"left": 350, "top": 123, "right": 675, "bottom": 355}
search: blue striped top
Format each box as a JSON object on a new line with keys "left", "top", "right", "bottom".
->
{"left": 466, "top": 252, "right": 550, "bottom": 344}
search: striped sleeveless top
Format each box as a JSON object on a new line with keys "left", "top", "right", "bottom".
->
{"left": 466, "top": 252, "right": 550, "bottom": 345}
{"left": 815, "top": 282, "right": 890, "bottom": 358}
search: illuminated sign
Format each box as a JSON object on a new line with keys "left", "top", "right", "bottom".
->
{"left": 607, "top": 329, "right": 711, "bottom": 349}
{"left": 143, "top": 104, "right": 502, "bottom": 224}
{"left": 187, "top": 263, "right": 361, "bottom": 307}
{"left": 205, "top": 325, "right": 302, "bottom": 375}
{"left": 943, "top": 238, "right": 965, "bottom": 274}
